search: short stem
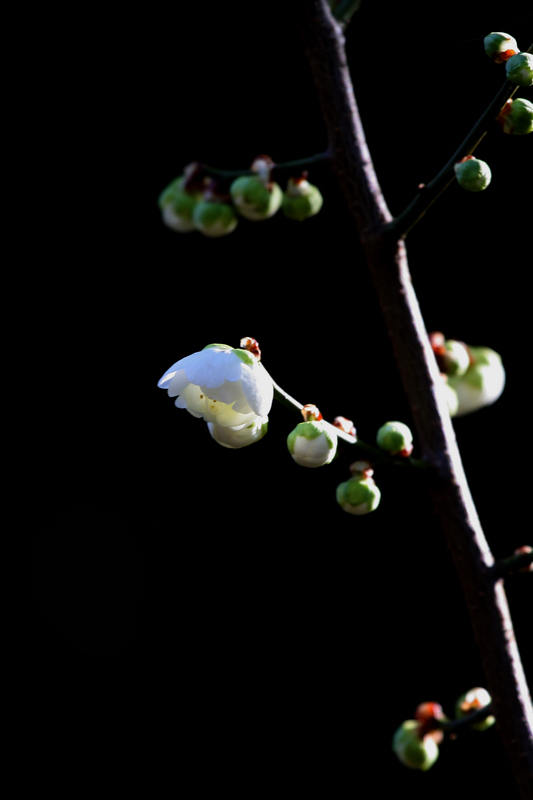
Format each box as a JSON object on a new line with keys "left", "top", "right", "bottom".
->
{"left": 387, "top": 42, "right": 532, "bottom": 239}
{"left": 491, "top": 550, "right": 533, "bottom": 579}
{"left": 200, "top": 150, "right": 331, "bottom": 181}
{"left": 439, "top": 704, "right": 494, "bottom": 733}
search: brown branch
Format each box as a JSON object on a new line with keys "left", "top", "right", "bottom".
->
{"left": 293, "top": 2, "right": 533, "bottom": 797}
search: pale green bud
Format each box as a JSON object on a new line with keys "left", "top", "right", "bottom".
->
{"left": 192, "top": 201, "right": 238, "bottom": 238}
{"left": 500, "top": 97, "right": 533, "bottom": 135}
{"left": 376, "top": 421, "right": 413, "bottom": 455}
{"left": 229, "top": 175, "right": 283, "bottom": 221}
{"left": 454, "top": 157, "right": 491, "bottom": 192}
{"left": 505, "top": 52, "right": 533, "bottom": 87}
{"left": 483, "top": 32, "right": 519, "bottom": 63}
{"left": 282, "top": 177, "right": 323, "bottom": 221}
{"left": 392, "top": 721, "right": 439, "bottom": 771}
{"left": 455, "top": 687, "right": 495, "bottom": 731}
{"left": 442, "top": 340, "right": 470, "bottom": 377}
{"left": 336, "top": 476, "right": 381, "bottom": 515}
{"left": 448, "top": 346, "right": 505, "bottom": 416}
{"left": 158, "top": 176, "right": 203, "bottom": 233}
{"left": 287, "top": 420, "right": 337, "bottom": 468}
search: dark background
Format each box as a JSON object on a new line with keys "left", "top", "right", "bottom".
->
{"left": 29, "top": 2, "right": 531, "bottom": 796}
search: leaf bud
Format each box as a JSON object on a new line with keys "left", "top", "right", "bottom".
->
{"left": 455, "top": 687, "right": 495, "bottom": 731}
{"left": 454, "top": 156, "right": 491, "bottom": 192}
{"left": 505, "top": 52, "right": 533, "bottom": 87}
{"left": 282, "top": 174, "right": 323, "bottom": 221}
{"left": 376, "top": 421, "right": 413, "bottom": 456}
{"left": 336, "top": 474, "right": 381, "bottom": 515}
{"left": 483, "top": 32, "right": 519, "bottom": 63}
{"left": 497, "top": 98, "right": 533, "bottom": 135}
{"left": 392, "top": 720, "right": 439, "bottom": 771}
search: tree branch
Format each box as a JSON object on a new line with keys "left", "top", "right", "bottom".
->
{"left": 293, "top": 2, "right": 533, "bottom": 796}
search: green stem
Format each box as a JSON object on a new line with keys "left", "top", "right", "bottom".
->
{"left": 200, "top": 150, "right": 331, "bottom": 181}
{"left": 331, "top": 0, "right": 363, "bottom": 26}
{"left": 267, "top": 367, "right": 427, "bottom": 469}
{"left": 491, "top": 549, "right": 533, "bottom": 579}
{"left": 386, "top": 42, "right": 533, "bottom": 240}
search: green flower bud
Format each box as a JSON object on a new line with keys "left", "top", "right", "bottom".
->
{"left": 158, "top": 176, "right": 203, "bottom": 233}
{"left": 483, "top": 32, "right": 519, "bottom": 63}
{"left": 442, "top": 340, "right": 470, "bottom": 377}
{"left": 287, "top": 420, "right": 337, "bottom": 468}
{"left": 392, "top": 721, "right": 439, "bottom": 771}
{"left": 499, "top": 97, "right": 533, "bottom": 135}
{"left": 448, "top": 346, "right": 505, "bottom": 416}
{"left": 229, "top": 175, "right": 283, "bottom": 220}
{"left": 376, "top": 421, "right": 413, "bottom": 455}
{"left": 455, "top": 687, "right": 495, "bottom": 731}
{"left": 192, "top": 200, "right": 238, "bottom": 238}
{"left": 454, "top": 157, "right": 491, "bottom": 192}
{"left": 336, "top": 475, "right": 381, "bottom": 515}
{"left": 282, "top": 177, "right": 323, "bottom": 221}
{"left": 505, "top": 52, "right": 533, "bottom": 87}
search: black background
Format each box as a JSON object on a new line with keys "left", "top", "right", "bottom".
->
{"left": 29, "top": 2, "right": 532, "bottom": 796}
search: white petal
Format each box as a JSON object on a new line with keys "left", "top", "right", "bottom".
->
{"left": 240, "top": 362, "right": 274, "bottom": 416}
{"left": 184, "top": 348, "right": 242, "bottom": 388}
{"left": 166, "top": 369, "right": 191, "bottom": 397}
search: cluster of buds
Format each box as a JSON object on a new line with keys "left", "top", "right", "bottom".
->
{"left": 453, "top": 33, "right": 532, "bottom": 194}
{"left": 430, "top": 332, "right": 505, "bottom": 417}
{"left": 157, "top": 338, "right": 272, "bottom": 448}
{"left": 159, "top": 157, "right": 324, "bottom": 238}
{"left": 484, "top": 32, "right": 532, "bottom": 87}
{"left": 392, "top": 689, "right": 494, "bottom": 771}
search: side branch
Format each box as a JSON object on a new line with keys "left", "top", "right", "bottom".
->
{"left": 294, "top": 2, "right": 533, "bottom": 796}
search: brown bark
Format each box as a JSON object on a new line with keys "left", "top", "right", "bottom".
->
{"left": 293, "top": 2, "right": 533, "bottom": 797}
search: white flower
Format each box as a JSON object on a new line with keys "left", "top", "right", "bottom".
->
{"left": 158, "top": 344, "right": 274, "bottom": 428}
{"left": 448, "top": 346, "right": 505, "bottom": 416}
{"left": 207, "top": 415, "right": 268, "bottom": 448}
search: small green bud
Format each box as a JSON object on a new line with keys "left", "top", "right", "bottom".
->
{"left": 448, "top": 346, "right": 505, "bottom": 416}
{"left": 505, "top": 52, "right": 533, "bottom": 87}
{"left": 192, "top": 200, "right": 238, "bottom": 238}
{"left": 499, "top": 97, "right": 533, "bottom": 135}
{"left": 392, "top": 721, "right": 439, "bottom": 771}
{"left": 483, "top": 32, "right": 519, "bottom": 63}
{"left": 229, "top": 175, "right": 283, "bottom": 220}
{"left": 454, "top": 156, "right": 491, "bottom": 192}
{"left": 158, "top": 176, "right": 203, "bottom": 233}
{"left": 287, "top": 420, "right": 337, "bottom": 468}
{"left": 376, "top": 421, "right": 413, "bottom": 456}
{"left": 442, "top": 340, "right": 470, "bottom": 377}
{"left": 336, "top": 475, "right": 381, "bottom": 515}
{"left": 455, "top": 687, "right": 495, "bottom": 731}
{"left": 282, "top": 176, "right": 323, "bottom": 221}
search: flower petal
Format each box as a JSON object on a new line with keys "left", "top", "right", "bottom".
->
{"left": 240, "top": 362, "right": 274, "bottom": 417}
{"left": 183, "top": 348, "right": 242, "bottom": 388}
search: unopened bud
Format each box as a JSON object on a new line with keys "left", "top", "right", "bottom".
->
{"left": 455, "top": 687, "right": 495, "bottom": 731}
{"left": 498, "top": 97, "right": 533, "bottom": 135}
{"left": 229, "top": 166, "right": 282, "bottom": 221}
{"left": 336, "top": 474, "right": 381, "bottom": 515}
{"left": 454, "top": 156, "right": 491, "bottom": 192}
{"left": 484, "top": 32, "right": 519, "bottom": 63}
{"left": 287, "top": 418, "right": 337, "bottom": 467}
{"left": 448, "top": 346, "right": 505, "bottom": 416}
{"left": 376, "top": 421, "right": 413, "bottom": 456}
{"left": 505, "top": 52, "right": 533, "bottom": 87}
{"left": 282, "top": 175, "right": 323, "bottom": 221}
{"left": 192, "top": 200, "right": 238, "bottom": 238}
{"left": 392, "top": 720, "right": 439, "bottom": 771}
